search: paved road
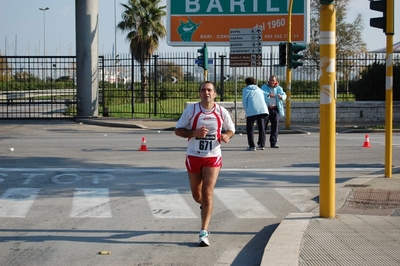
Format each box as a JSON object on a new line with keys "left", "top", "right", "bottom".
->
{"left": 1, "top": 120, "right": 399, "bottom": 265}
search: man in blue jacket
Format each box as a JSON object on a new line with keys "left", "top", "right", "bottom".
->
{"left": 261, "top": 75, "right": 287, "bottom": 148}
{"left": 242, "top": 77, "right": 269, "bottom": 151}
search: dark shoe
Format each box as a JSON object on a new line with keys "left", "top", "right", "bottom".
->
{"left": 258, "top": 146, "right": 265, "bottom": 150}
{"left": 271, "top": 144, "right": 279, "bottom": 148}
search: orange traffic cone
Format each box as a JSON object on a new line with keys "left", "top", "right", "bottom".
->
{"left": 139, "top": 137, "right": 148, "bottom": 151}
{"left": 362, "top": 134, "right": 371, "bottom": 148}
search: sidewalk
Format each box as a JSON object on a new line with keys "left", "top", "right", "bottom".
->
{"left": 75, "top": 118, "right": 400, "bottom": 265}
{"left": 262, "top": 173, "right": 400, "bottom": 265}
{"left": 74, "top": 117, "right": 388, "bottom": 134}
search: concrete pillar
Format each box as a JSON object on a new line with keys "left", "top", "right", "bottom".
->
{"left": 75, "top": 0, "right": 99, "bottom": 117}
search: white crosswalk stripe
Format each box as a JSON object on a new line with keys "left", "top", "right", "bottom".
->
{"left": 0, "top": 187, "right": 318, "bottom": 219}
{"left": 143, "top": 188, "right": 197, "bottom": 218}
{"left": 0, "top": 188, "right": 41, "bottom": 218}
{"left": 70, "top": 188, "right": 112, "bottom": 218}
{"left": 214, "top": 188, "right": 277, "bottom": 218}
{"left": 274, "top": 188, "right": 318, "bottom": 212}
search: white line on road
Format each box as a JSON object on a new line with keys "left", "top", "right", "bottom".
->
{"left": 70, "top": 188, "right": 112, "bottom": 218}
{"left": 143, "top": 189, "right": 197, "bottom": 218}
{"left": 274, "top": 188, "right": 318, "bottom": 212}
{"left": 0, "top": 188, "right": 41, "bottom": 218}
{"left": 0, "top": 167, "right": 384, "bottom": 173}
{"left": 214, "top": 188, "right": 276, "bottom": 218}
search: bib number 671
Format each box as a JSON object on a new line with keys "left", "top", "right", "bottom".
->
{"left": 199, "top": 140, "right": 212, "bottom": 151}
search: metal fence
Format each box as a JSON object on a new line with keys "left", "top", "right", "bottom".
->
{"left": 0, "top": 56, "right": 77, "bottom": 118}
{"left": 0, "top": 52, "right": 395, "bottom": 119}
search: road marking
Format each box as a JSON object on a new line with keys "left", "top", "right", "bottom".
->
{"left": 70, "top": 188, "right": 112, "bottom": 218}
{"left": 0, "top": 167, "right": 384, "bottom": 173}
{"left": 214, "top": 188, "right": 276, "bottom": 218}
{"left": 215, "top": 241, "right": 245, "bottom": 265}
{"left": 0, "top": 188, "right": 41, "bottom": 218}
{"left": 143, "top": 189, "right": 197, "bottom": 218}
{"left": 274, "top": 188, "right": 318, "bottom": 212}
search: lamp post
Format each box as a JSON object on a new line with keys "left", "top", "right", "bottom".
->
{"left": 39, "top": 7, "right": 49, "bottom": 56}
{"left": 114, "top": 0, "right": 118, "bottom": 88}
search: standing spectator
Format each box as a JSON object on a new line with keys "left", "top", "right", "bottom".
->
{"left": 242, "top": 77, "right": 269, "bottom": 151}
{"left": 261, "top": 75, "right": 287, "bottom": 148}
{"left": 175, "top": 81, "right": 235, "bottom": 247}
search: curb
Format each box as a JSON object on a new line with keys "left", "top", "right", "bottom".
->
{"left": 74, "top": 118, "right": 311, "bottom": 134}
{"left": 261, "top": 213, "right": 314, "bottom": 266}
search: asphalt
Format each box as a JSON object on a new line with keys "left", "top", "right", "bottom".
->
{"left": 74, "top": 118, "right": 400, "bottom": 266}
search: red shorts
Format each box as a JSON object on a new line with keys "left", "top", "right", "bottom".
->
{"left": 185, "top": 155, "right": 222, "bottom": 174}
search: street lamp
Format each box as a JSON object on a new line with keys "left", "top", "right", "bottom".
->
{"left": 39, "top": 7, "right": 49, "bottom": 56}
{"left": 114, "top": 0, "right": 118, "bottom": 88}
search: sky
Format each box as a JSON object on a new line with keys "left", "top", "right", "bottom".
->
{"left": 0, "top": 0, "right": 399, "bottom": 56}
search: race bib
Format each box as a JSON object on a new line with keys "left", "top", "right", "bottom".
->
{"left": 195, "top": 134, "right": 216, "bottom": 153}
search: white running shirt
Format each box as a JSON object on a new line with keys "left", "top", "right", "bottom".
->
{"left": 176, "top": 103, "right": 235, "bottom": 157}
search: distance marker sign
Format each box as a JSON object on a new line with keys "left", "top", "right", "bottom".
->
{"left": 167, "top": 0, "right": 309, "bottom": 46}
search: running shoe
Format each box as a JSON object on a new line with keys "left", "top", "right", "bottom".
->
{"left": 198, "top": 230, "right": 210, "bottom": 247}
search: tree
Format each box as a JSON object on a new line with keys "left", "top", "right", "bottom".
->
{"left": 307, "top": 0, "right": 367, "bottom": 61}
{"left": 150, "top": 60, "right": 184, "bottom": 83}
{"left": 306, "top": 0, "right": 367, "bottom": 94}
{"left": 117, "top": 0, "right": 167, "bottom": 103}
{"left": 14, "top": 71, "right": 37, "bottom": 82}
{"left": 0, "top": 52, "right": 12, "bottom": 82}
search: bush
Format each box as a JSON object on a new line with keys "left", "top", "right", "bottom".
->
{"left": 350, "top": 63, "right": 400, "bottom": 101}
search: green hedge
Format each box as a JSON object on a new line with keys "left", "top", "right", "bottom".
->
{"left": 349, "top": 63, "right": 400, "bottom": 101}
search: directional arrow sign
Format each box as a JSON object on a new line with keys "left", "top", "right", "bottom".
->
{"left": 230, "top": 41, "right": 262, "bottom": 49}
{"left": 230, "top": 54, "right": 262, "bottom": 61}
{"left": 230, "top": 28, "right": 263, "bottom": 67}
{"left": 230, "top": 35, "right": 262, "bottom": 42}
{"left": 230, "top": 28, "right": 262, "bottom": 35}
{"left": 230, "top": 61, "right": 262, "bottom": 67}
{"left": 229, "top": 48, "right": 262, "bottom": 54}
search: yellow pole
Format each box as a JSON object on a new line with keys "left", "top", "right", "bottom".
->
{"left": 285, "top": 0, "right": 293, "bottom": 129}
{"left": 385, "top": 0, "right": 394, "bottom": 177}
{"left": 319, "top": 2, "right": 336, "bottom": 218}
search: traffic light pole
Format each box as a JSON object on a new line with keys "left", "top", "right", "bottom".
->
{"left": 385, "top": 34, "right": 393, "bottom": 177}
{"left": 285, "top": 0, "right": 294, "bottom": 130}
{"left": 370, "top": 0, "right": 395, "bottom": 177}
{"left": 319, "top": 0, "right": 336, "bottom": 218}
{"left": 384, "top": 0, "right": 394, "bottom": 177}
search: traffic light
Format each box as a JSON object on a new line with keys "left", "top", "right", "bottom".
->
{"left": 278, "top": 42, "right": 286, "bottom": 66}
{"left": 197, "top": 43, "right": 208, "bottom": 70}
{"left": 288, "top": 42, "right": 306, "bottom": 69}
{"left": 369, "top": 0, "right": 386, "bottom": 33}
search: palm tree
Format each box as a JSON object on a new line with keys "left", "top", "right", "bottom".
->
{"left": 117, "top": 0, "right": 166, "bottom": 103}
